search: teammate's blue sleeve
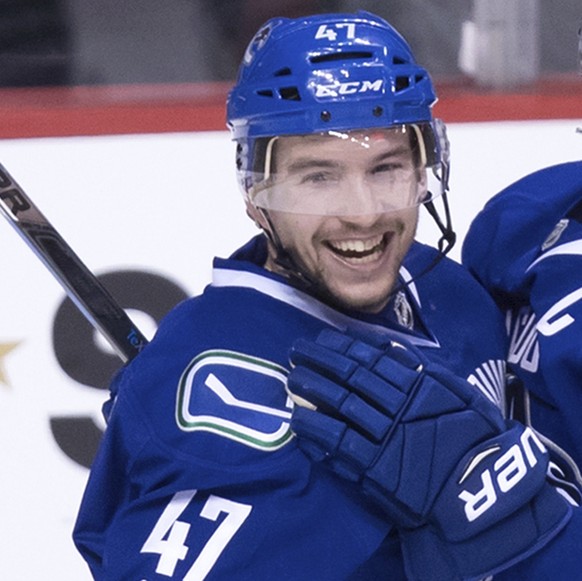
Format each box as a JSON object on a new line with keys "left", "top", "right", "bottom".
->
{"left": 463, "top": 161, "right": 582, "bottom": 467}
{"left": 462, "top": 161, "right": 582, "bottom": 300}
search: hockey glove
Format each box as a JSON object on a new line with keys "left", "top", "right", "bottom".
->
{"left": 287, "top": 329, "right": 571, "bottom": 580}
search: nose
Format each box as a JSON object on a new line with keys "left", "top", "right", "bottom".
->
{"left": 341, "top": 174, "right": 378, "bottom": 216}
{"left": 337, "top": 211, "right": 381, "bottom": 231}
{"left": 335, "top": 174, "right": 380, "bottom": 222}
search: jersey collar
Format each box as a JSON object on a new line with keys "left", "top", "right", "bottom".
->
{"left": 212, "top": 236, "right": 440, "bottom": 348}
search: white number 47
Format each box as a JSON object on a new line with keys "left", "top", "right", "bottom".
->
{"left": 141, "top": 490, "right": 252, "bottom": 580}
{"left": 315, "top": 23, "right": 356, "bottom": 41}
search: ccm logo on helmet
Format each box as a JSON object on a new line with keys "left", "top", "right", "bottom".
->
{"left": 458, "top": 427, "right": 546, "bottom": 522}
{"left": 314, "top": 79, "right": 383, "bottom": 98}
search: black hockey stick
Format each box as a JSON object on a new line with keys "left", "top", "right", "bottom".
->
{"left": 0, "top": 163, "right": 148, "bottom": 363}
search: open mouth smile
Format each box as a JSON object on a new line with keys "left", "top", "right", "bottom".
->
{"left": 326, "top": 233, "right": 390, "bottom": 264}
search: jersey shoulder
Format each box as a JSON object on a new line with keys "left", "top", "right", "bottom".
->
{"left": 108, "top": 281, "right": 328, "bottom": 471}
{"left": 404, "top": 243, "right": 508, "bottom": 390}
{"left": 406, "top": 241, "right": 504, "bottom": 321}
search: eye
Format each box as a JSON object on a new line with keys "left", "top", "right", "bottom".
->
{"left": 370, "top": 162, "right": 403, "bottom": 175}
{"left": 300, "top": 171, "right": 335, "bottom": 185}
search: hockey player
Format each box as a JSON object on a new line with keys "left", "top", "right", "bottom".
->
{"left": 73, "top": 12, "right": 579, "bottom": 580}
{"left": 461, "top": 26, "right": 582, "bottom": 514}
{"left": 462, "top": 161, "right": 582, "bottom": 501}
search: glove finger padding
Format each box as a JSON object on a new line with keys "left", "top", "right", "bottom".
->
{"left": 289, "top": 329, "right": 505, "bottom": 525}
{"left": 291, "top": 406, "right": 377, "bottom": 477}
{"left": 288, "top": 329, "right": 571, "bottom": 579}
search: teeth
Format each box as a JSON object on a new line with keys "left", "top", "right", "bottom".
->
{"left": 328, "top": 235, "right": 387, "bottom": 264}
{"left": 331, "top": 235, "right": 383, "bottom": 254}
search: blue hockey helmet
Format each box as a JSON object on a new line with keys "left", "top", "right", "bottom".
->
{"left": 227, "top": 11, "right": 455, "bottom": 264}
{"left": 228, "top": 11, "right": 437, "bottom": 140}
{"left": 227, "top": 12, "right": 450, "bottom": 214}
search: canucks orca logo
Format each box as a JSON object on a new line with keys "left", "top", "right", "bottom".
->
{"left": 243, "top": 23, "right": 273, "bottom": 66}
{"left": 176, "top": 350, "right": 293, "bottom": 451}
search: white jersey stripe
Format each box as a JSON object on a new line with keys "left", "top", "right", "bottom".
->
{"left": 212, "top": 267, "right": 440, "bottom": 348}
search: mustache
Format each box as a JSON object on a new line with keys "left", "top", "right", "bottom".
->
{"left": 317, "top": 215, "right": 411, "bottom": 237}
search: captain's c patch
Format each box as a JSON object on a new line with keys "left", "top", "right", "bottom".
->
{"left": 176, "top": 350, "right": 293, "bottom": 451}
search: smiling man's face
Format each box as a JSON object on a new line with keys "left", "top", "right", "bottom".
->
{"left": 252, "top": 128, "right": 423, "bottom": 313}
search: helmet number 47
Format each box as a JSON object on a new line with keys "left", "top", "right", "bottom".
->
{"left": 315, "top": 23, "right": 356, "bottom": 41}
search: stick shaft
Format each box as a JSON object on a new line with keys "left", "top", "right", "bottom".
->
{"left": 0, "top": 164, "right": 147, "bottom": 363}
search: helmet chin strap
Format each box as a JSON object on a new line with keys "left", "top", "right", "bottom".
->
{"left": 256, "top": 207, "right": 321, "bottom": 293}
{"left": 423, "top": 192, "right": 456, "bottom": 256}
{"left": 387, "top": 191, "right": 456, "bottom": 298}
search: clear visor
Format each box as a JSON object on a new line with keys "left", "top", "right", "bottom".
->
{"left": 246, "top": 124, "right": 446, "bottom": 216}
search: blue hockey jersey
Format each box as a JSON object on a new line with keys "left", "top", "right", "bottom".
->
{"left": 463, "top": 161, "right": 582, "bottom": 498}
{"left": 73, "top": 235, "right": 538, "bottom": 580}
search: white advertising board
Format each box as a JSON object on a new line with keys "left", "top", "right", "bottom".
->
{"left": 0, "top": 120, "right": 580, "bottom": 579}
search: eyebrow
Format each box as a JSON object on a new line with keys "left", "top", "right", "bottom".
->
{"left": 286, "top": 159, "right": 340, "bottom": 173}
{"left": 285, "top": 145, "right": 412, "bottom": 174}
